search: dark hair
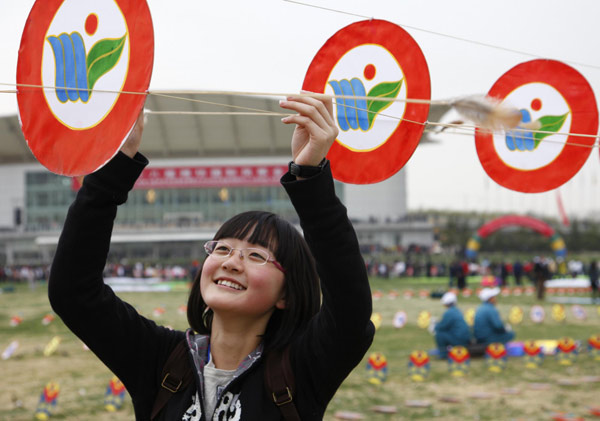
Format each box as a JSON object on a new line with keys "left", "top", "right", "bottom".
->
{"left": 187, "top": 210, "right": 320, "bottom": 352}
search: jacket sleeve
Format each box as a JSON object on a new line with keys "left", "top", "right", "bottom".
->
{"left": 435, "top": 309, "right": 454, "bottom": 333}
{"left": 48, "top": 152, "right": 184, "bottom": 408}
{"left": 281, "top": 162, "right": 375, "bottom": 408}
{"left": 489, "top": 307, "right": 507, "bottom": 333}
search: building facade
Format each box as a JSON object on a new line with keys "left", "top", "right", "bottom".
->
{"left": 0, "top": 94, "right": 434, "bottom": 266}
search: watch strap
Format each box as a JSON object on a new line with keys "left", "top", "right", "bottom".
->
{"left": 288, "top": 158, "right": 327, "bottom": 178}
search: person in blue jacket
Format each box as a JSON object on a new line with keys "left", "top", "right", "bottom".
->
{"left": 433, "top": 292, "right": 471, "bottom": 358}
{"left": 473, "top": 287, "right": 515, "bottom": 344}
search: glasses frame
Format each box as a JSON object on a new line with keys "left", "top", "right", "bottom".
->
{"left": 204, "top": 240, "right": 286, "bottom": 273}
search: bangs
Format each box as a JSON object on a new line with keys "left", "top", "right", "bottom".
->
{"left": 213, "top": 211, "right": 281, "bottom": 255}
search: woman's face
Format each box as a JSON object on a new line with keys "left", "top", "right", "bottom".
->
{"left": 200, "top": 237, "right": 286, "bottom": 321}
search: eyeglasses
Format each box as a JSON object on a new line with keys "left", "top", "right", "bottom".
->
{"left": 204, "top": 240, "right": 286, "bottom": 273}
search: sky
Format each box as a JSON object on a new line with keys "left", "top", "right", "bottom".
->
{"left": 2, "top": 0, "right": 600, "bottom": 219}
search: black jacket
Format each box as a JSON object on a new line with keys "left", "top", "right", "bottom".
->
{"left": 49, "top": 152, "right": 374, "bottom": 420}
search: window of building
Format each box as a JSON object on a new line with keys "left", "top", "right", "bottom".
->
{"left": 23, "top": 170, "right": 333, "bottom": 231}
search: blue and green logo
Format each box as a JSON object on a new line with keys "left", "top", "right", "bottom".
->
{"left": 328, "top": 71, "right": 402, "bottom": 132}
{"left": 47, "top": 29, "right": 126, "bottom": 103}
{"left": 505, "top": 98, "right": 569, "bottom": 151}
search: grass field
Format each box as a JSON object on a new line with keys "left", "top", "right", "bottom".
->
{"left": 1, "top": 277, "right": 599, "bottom": 421}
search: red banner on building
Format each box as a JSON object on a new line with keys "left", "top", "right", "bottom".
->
{"left": 72, "top": 164, "right": 288, "bottom": 190}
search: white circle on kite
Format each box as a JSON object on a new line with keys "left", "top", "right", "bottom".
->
{"left": 325, "top": 44, "right": 406, "bottom": 152}
{"left": 41, "top": 0, "right": 130, "bottom": 130}
{"left": 492, "top": 83, "right": 571, "bottom": 171}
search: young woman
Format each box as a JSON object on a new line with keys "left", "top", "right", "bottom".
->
{"left": 48, "top": 95, "right": 374, "bottom": 420}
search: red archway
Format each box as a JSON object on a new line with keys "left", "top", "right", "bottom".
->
{"left": 466, "top": 215, "right": 566, "bottom": 259}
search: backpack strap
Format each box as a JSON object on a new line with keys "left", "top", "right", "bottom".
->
{"left": 264, "top": 346, "right": 300, "bottom": 421}
{"left": 151, "top": 339, "right": 193, "bottom": 420}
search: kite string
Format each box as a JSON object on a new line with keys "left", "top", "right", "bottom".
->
{"left": 2, "top": 82, "right": 600, "bottom": 145}
{"left": 146, "top": 93, "right": 600, "bottom": 146}
{"left": 146, "top": 111, "right": 287, "bottom": 116}
{"left": 424, "top": 122, "right": 599, "bottom": 149}
{"left": 150, "top": 93, "right": 600, "bottom": 146}
{"left": 1, "top": 82, "right": 443, "bottom": 105}
{"left": 283, "top": 0, "right": 371, "bottom": 20}
{"left": 7, "top": 82, "right": 147, "bottom": 97}
{"left": 281, "top": 0, "right": 600, "bottom": 72}
{"left": 149, "top": 91, "right": 286, "bottom": 115}
{"left": 337, "top": 102, "right": 600, "bottom": 148}
{"left": 151, "top": 89, "right": 441, "bottom": 105}
{"left": 150, "top": 101, "right": 600, "bottom": 148}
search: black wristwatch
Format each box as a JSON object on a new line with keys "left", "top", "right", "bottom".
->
{"left": 288, "top": 158, "right": 327, "bottom": 178}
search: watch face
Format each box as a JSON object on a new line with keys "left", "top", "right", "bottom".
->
{"left": 475, "top": 59, "right": 598, "bottom": 193}
{"left": 303, "top": 19, "right": 430, "bottom": 184}
{"left": 17, "top": 0, "right": 154, "bottom": 176}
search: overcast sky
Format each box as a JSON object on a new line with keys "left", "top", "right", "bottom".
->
{"left": 2, "top": 1, "right": 600, "bottom": 219}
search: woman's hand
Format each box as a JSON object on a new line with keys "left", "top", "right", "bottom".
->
{"left": 120, "top": 107, "right": 145, "bottom": 158}
{"left": 279, "top": 93, "right": 338, "bottom": 167}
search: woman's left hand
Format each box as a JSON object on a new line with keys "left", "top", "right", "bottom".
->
{"left": 279, "top": 93, "right": 339, "bottom": 167}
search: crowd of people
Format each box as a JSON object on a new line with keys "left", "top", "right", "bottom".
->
{"left": 367, "top": 255, "right": 598, "bottom": 287}
{"left": 2, "top": 256, "right": 598, "bottom": 287}
{"left": 0, "top": 262, "right": 201, "bottom": 285}
{"left": 0, "top": 265, "right": 49, "bottom": 286}
{"left": 102, "top": 261, "right": 194, "bottom": 281}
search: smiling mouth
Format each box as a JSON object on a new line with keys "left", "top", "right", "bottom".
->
{"left": 215, "top": 279, "right": 246, "bottom": 291}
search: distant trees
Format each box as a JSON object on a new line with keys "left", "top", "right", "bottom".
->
{"left": 425, "top": 210, "right": 600, "bottom": 255}
{"left": 564, "top": 219, "right": 600, "bottom": 252}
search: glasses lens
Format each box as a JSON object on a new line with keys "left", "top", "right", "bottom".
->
{"left": 245, "top": 248, "right": 270, "bottom": 265}
{"left": 205, "top": 241, "right": 232, "bottom": 257}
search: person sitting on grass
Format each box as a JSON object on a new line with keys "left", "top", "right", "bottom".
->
{"left": 433, "top": 291, "right": 471, "bottom": 358}
{"left": 473, "top": 287, "right": 515, "bottom": 345}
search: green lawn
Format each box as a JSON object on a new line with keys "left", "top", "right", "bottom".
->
{"left": 1, "top": 278, "right": 599, "bottom": 421}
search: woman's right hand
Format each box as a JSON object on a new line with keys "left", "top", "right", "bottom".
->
{"left": 120, "top": 107, "right": 145, "bottom": 158}
{"left": 279, "top": 93, "right": 338, "bottom": 167}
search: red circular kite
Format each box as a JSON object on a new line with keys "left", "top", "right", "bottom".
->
{"left": 17, "top": 0, "right": 154, "bottom": 176}
{"left": 303, "top": 19, "right": 430, "bottom": 184}
{"left": 475, "top": 60, "right": 598, "bottom": 193}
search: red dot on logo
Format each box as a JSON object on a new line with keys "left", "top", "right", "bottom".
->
{"left": 363, "top": 64, "right": 376, "bottom": 81}
{"left": 531, "top": 98, "right": 542, "bottom": 111}
{"left": 85, "top": 13, "right": 98, "bottom": 36}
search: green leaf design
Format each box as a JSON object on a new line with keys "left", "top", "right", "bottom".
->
{"left": 86, "top": 35, "right": 127, "bottom": 94}
{"left": 366, "top": 79, "right": 403, "bottom": 129}
{"left": 533, "top": 112, "right": 569, "bottom": 148}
